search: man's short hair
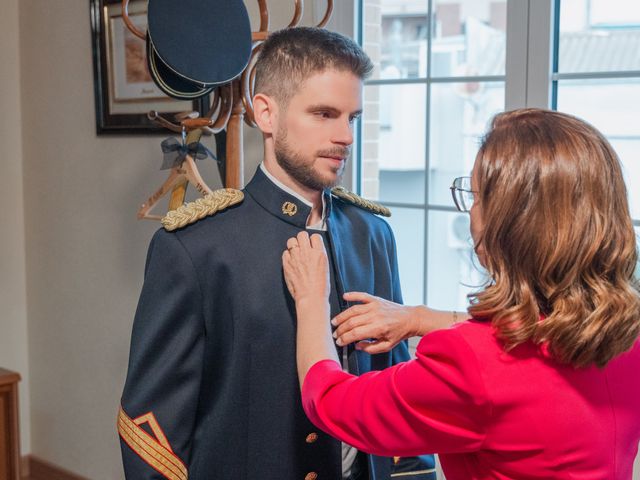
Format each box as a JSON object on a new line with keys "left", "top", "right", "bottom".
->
{"left": 254, "top": 27, "right": 373, "bottom": 106}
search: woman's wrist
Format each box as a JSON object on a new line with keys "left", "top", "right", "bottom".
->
{"left": 411, "top": 305, "right": 432, "bottom": 336}
{"left": 295, "top": 296, "right": 330, "bottom": 317}
{"left": 412, "top": 305, "right": 463, "bottom": 335}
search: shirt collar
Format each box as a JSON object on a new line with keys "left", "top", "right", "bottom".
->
{"left": 256, "top": 163, "right": 328, "bottom": 230}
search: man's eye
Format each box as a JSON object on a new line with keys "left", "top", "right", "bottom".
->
{"left": 349, "top": 115, "right": 361, "bottom": 124}
{"left": 316, "top": 111, "right": 331, "bottom": 118}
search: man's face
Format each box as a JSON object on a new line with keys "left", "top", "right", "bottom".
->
{"left": 274, "top": 69, "right": 363, "bottom": 191}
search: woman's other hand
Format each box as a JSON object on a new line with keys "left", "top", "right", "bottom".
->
{"left": 333, "top": 292, "right": 461, "bottom": 354}
{"left": 282, "top": 231, "right": 330, "bottom": 306}
{"left": 284, "top": 231, "right": 338, "bottom": 385}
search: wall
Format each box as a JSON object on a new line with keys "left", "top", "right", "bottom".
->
{"left": 0, "top": 0, "right": 31, "bottom": 457}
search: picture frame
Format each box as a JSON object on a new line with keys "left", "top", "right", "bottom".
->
{"left": 90, "top": 0, "right": 210, "bottom": 134}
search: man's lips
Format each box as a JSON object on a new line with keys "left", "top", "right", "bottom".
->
{"left": 318, "top": 153, "right": 348, "bottom": 162}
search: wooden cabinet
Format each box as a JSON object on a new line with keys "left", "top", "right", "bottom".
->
{"left": 0, "top": 368, "right": 21, "bottom": 480}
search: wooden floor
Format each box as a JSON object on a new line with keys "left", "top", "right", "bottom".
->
{"left": 21, "top": 455, "right": 88, "bottom": 480}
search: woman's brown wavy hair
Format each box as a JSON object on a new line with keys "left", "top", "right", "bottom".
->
{"left": 468, "top": 108, "right": 640, "bottom": 367}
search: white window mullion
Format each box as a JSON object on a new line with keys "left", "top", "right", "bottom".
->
{"left": 505, "top": 0, "right": 531, "bottom": 109}
{"left": 505, "top": 0, "right": 556, "bottom": 110}
{"left": 525, "top": 0, "right": 556, "bottom": 108}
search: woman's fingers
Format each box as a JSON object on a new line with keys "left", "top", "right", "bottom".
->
{"left": 286, "top": 237, "right": 299, "bottom": 250}
{"left": 331, "top": 292, "right": 378, "bottom": 326}
{"left": 282, "top": 250, "right": 295, "bottom": 292}
{"left": 287, "top": 231, "right": 327, "bottom": 254}
{"left": 282, "top": 231, "right": 330, "bottom": 303}
{"left": 294, "top": 231, "right": 326, "bottom": 257}
{"left": 330, "top": 295, "right": 412, "bottom": 352}
{"left": 343, "top": 291, "right": 376, "bottom": 304}
{"left": 332, "top": 300, "right": 371, "bottom": 326}
{"left": 310, "top": 233, "right": 326, "bottom": 253}
{"left": 295, "top": 231, "right": 310, "bottom": 249}
{"left": 334, "top": 319, "right": 380, "bottom": 346}
{"left": 355, "top": 340, "right": 392, "bottom": 355}
{"left": 334, "top": 309, "right": 370, "bottom": 338}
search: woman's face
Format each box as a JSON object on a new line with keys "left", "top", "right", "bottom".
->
{"left": 470, "top": 156, "right": 486, "bottom": 267}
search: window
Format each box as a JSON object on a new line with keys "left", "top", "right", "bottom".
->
{"left": 553, "top": 0, "right": 640, "bottom": 278}
{"left": 358, "top": 0, "right": 506, "bottom": 308}
{"left": 351, "top": 0, "right": 640, "bottom": 311}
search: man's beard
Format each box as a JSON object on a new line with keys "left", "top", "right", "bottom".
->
{"left": 274, "top": 131, "right": 349, "bottom": 191}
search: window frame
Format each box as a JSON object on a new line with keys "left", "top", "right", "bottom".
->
{"left": 319, "top": 0, "right": 640, "bottom": 302}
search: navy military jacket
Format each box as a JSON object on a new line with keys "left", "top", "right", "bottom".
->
{"left": 119, "top": 167, "right": 435, "bottom": 479}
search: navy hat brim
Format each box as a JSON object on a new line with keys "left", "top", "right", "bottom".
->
{"left": 146, "top": 33, "right": 214, "bottom": 100}
{"left": 147, "top": 0, "right": 252, "bottom": 87}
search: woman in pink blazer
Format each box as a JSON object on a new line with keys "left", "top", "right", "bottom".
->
{"left": 282, "top": 109, "right": 640, "bottom": 480}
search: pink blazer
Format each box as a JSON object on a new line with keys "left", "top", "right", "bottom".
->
{"left": 302, "top": 320, "right": 640, "bottom": 479}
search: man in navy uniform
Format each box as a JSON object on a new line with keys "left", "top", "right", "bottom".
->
{"left": 118, "top": 27, "right": 435, "bottom": 480}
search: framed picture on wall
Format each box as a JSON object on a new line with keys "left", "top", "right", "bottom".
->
{"left": 90, "top": 0, "right": 209, "bottom": 134}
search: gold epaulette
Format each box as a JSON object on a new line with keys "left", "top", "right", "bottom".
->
{"left": 161, "top": 188, "right": 244, "bottom": 231}
{"left": 331, "top": 186, "right": 391, "bottom": 217}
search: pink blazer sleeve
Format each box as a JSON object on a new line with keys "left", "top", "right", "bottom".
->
{"left": 301, "top": 328, "right": 491, "bottom": 457}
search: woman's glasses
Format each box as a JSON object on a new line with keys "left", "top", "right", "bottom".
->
{"left": 450, "top": 176, "right": 477, "bottom": 212}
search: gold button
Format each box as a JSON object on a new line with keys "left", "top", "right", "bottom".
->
{"left": 305, "top": 432, "right": 318, "bottom": 443}
{"left": 304, "top": 473, "right": 318, "bottom": 480}
{"left": 282, "top": 201, "right": 298, "bottom": 216}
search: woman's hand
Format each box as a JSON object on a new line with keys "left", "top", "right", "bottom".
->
{"left": 282, "top": 231, "right": 330, "bottom": 307}
{"left": 331, "top": 292, "right": 422, "bottom": 354}
{"left": 333, "top": 292, "right": 461, "bottom": 353}
{"left": 283, "top": 231, "right": 339, "bottom": 386}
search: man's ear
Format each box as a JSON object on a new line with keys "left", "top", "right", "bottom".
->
{"left": 253, "top": 93, "right": 279, "bottom": 135}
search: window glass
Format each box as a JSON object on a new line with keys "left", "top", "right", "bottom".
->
{"left": 364, "top": 0, "right": 428, "bottom": 80}
{"left": 362, "top": 83, "right": 427, "bottom": 203}
{"left": 386, "top": 207, "right": 425, "bottom": 305}
{"left": 429, "top": 81, "right": 504, "bottom": 206}
{"left": 432, "top": 0, "right": 507, "bottom": 77}
{"left": 558, "top": 0, "right": 640, "bottom": 73}
{"left": 426, "top": 210, "right": 486, "bottom": 310}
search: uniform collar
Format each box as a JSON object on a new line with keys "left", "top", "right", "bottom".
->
{"left": 245, "top": 164, "right": 331, "bottom": 229}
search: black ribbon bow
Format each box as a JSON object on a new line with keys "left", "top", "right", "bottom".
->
{"left": 160, "top": 137, "right": 217, "bottom": 170}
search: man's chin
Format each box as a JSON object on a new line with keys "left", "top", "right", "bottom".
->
{"left": 318, "top": 170, "right": 343, "bottom": 189}
{"left": 320, "top": 162, "right": 345, "bottom": 178}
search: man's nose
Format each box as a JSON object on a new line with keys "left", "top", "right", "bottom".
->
{"left": 332, "top": 118, "right": 354, "bottom": 146}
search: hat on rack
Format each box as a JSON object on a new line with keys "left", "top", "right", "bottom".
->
{"left": 146, "top": 33, "right": 214, "bottom": 100}
{"left": 147, "top": 0, "right": 252, "bottom": 100}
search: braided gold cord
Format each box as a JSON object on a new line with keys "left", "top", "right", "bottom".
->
{"left": 161, "top": 189, "right": 244, "bottom": 231}
{"left": 331, "top": 187, "right": 391, "bottom": 217}
{"left": 117, "top": 407, "right": 188, "bottom": 480}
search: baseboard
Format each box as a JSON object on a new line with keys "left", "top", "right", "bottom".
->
{"left": 21, "top": 456, "right": 30, "bottom": 477}
{"left": 21, "top": 455, "right": 88, "bottom": 480}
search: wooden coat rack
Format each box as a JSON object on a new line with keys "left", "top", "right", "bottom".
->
{"left": 122, "top": 0, "right": 334, "bottom": 211}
